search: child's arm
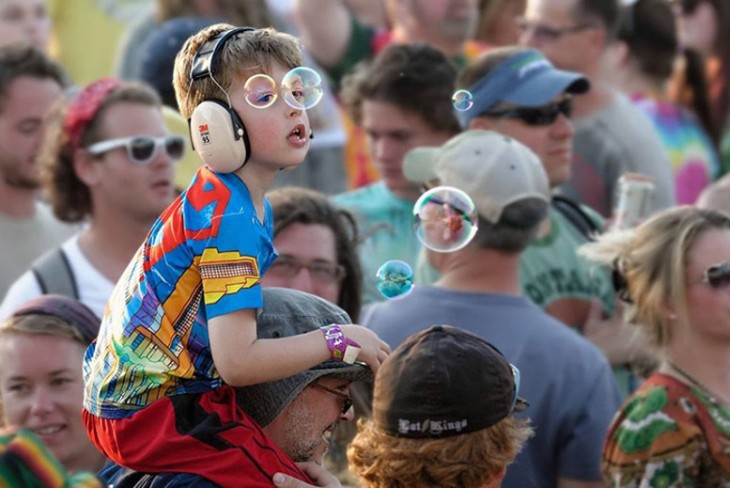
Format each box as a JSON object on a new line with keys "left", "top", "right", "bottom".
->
{"left": 209, "top": 309, "right": 390, "bottom": 386}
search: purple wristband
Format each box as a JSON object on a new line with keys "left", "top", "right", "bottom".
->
{"left": 320, "top": 324, "right": 361, "bottom": 364}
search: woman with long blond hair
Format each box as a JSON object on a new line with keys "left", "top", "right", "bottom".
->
{"left": 580, "top": 205, "right": 730, "bottom": 485}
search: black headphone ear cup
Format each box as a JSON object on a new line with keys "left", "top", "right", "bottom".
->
{"left": 189, "top": 99, "right": 250, "bottom": 173}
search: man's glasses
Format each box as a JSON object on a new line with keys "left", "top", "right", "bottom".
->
{"left": 268, "top": 256, "right": 345, "bottom": 283}
{"left": 311, "top": 382, "right": 353, "bottom": 416}
{"left": 482, "top": 98, "right": 573, "bottom": 126}
{"left": 87, "top": 136, "right": 185, "bottom": 165}
{"left": 702, "top": 262, "right": 730, "bottom": 290}
{"left": 517, "top": 17, "right": 597, "bottom": 43}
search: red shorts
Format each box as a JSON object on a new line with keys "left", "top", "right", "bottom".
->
{"left": 83, "top": 384, "right": 308, "bottom": 487}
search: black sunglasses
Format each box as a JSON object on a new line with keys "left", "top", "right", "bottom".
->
{"left": 311, "top": 382, "right": 353, "bottom": 415}
{"left": 482, "top": 98, "right": 573, "bottom": 126}
{"left": 703, "top": 262, "right": 730, "bottom": 289}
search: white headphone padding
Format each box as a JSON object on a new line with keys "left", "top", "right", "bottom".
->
{"left": 189, "top": 100, "right": 248, "bottom": 173}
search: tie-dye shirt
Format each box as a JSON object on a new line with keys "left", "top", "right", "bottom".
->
{"left": 602, "top": 373, "right": 730, "bottom": 487}
{"left": 631, "top": 94, "right": 721, "bottom": 204}
{"left": 83, "top": 167, "right": 276, "bottom": 419}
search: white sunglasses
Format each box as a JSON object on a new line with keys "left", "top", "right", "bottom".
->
{"left": 87, "top": 136, "right": 185, "bottom": 165}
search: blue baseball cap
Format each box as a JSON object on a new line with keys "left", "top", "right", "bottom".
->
{"left": 457, "top": 49, "right": 590, "bottom": 128}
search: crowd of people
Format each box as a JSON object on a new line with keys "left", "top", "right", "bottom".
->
{"left": 0, "top": 0, "right": 729, "bottom": 486}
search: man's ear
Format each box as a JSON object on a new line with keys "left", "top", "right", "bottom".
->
{"left": 73, "top": 148, "right": 102, "bottom": 187}
{"left": 469, "top": 117, "right": 495, "bottom": 131}
{"left": 606, "top": 40, "right": 630, "bottom": 69}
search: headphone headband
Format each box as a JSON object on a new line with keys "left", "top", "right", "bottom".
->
{"left": 190, "top": 26, "right": 256, "bottom": 81}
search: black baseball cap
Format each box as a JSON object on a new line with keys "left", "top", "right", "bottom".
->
{"left": 373, "top": 325, "right": 527, "bottom": 439}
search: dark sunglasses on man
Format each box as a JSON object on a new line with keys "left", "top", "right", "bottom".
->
{"left": 481, "top": 98, "right": 573, "bottom": 126}
{"left": 87, "top": 135, "right": 185, "bottom": 165}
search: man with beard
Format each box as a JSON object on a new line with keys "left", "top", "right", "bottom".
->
{"left": 99, "top": 287, "right": 372, "bottom": 487}
{"left": 0, "top": 45, "right": 74, "bottom": 297}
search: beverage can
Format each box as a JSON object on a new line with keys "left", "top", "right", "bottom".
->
{"left": 612, "top": 173, "right": 655, "bottom": 230}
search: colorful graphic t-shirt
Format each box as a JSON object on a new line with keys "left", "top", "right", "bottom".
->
{"left": 602, "top": 373, "right": 730, "bottom": 487}
{"left": 631, "top": 94, "right": 721, "bottom": 204}
{"left": 83, "top": 167, "right": 276, "bottom": 419}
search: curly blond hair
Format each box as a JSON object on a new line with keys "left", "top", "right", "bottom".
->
{"left": 347, "top": 416, "right": 532, "bottom": 488}
{"left": 579, "top": 205, "right": 730, "bottom": 348}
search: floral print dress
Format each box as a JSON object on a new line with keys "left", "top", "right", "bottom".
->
{"left": 602, "top": 373, "right": 730, "bottom": 487}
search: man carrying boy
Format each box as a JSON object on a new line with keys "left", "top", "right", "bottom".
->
{"left": 82, "top": 24, "right": 389, "bottom": 487}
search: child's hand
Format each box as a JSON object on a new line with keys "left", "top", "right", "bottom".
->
{"left": 340, "top": 324, "right": 391, "bottom": 373}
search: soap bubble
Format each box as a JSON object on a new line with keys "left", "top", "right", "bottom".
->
{"left": 414, "top": 186, "right": 478, "bottom": 252}
{"left": 243, "top": 67, "right": 323, "bottom": 110}
{"left": 376, "top": 260, "right": 414, "bottom": 300}
{"left": 452, "top": 89, "right": 474, "bottom": 112}
{"left": 282, "top": 67, "right": 323, "bottom": 110}
{"left": 244, "top": 74, "right": 278, "bottom": 109}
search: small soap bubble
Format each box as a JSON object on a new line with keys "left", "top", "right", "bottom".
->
{"left": 376, "top": 260, "right": 414, "bottom": 300}
{"left": 452, "top": 89, "right": 474, "bottom": 112}
{"left": 244, "top": 74, "right": 278, "bottom": 109}
{"left": 413, "top": 186, "right": 478, "bottom": 252}
{"left": 282, "top": 67, "right": 323, "bottom": 110}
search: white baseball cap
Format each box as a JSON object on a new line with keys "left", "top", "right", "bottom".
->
{"left": 404, "top": 130, "right": 550, "bottom": 223}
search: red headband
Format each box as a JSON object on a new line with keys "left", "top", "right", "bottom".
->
{"left": 63, "top": 77, "right": 122, "bottom": 155}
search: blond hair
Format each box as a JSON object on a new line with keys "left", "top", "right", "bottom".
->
{"left": 347, "top": 416, "right": 532, "bottom": 488}
{"left": 0, "top": 315, "right": 89, "bottom": 347}
{"left": 579, "top": 206, "right": 730, "bottom": 348}
{"left": 172, "top": 24, "right": 302, "bottom": 118}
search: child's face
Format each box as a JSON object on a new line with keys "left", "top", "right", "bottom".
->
{"left": 228, "top": 62, "right": 311, "bottom": 172}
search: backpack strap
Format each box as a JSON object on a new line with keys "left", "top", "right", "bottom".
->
{"left": 30, "top": 247, "right": 79, "bottom": 299}
{"left": 551, "top": 194, "right": 600, "bottom": 240}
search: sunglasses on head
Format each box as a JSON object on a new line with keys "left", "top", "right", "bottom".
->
{"left": 87, "top": 135, "right": 185, "bottom": 165}
{"left": 703, "top": 262, "right": 730, "bottom": 289}
{"left": 482, "top": 98, "right": 573, "bottom": 126}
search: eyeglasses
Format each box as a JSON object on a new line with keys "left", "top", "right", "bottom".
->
{"left": 482, "top": 98, "right": 573, "bottom": 126}
{"left": 268, "top": 256, "right": 345, "bottom": 283}
{"left": 87, "top": 135, "right": 185, "bottom": 165}
{"left": 311, "top": 382, "right": 353, "bottom": 416}
{"left": 702, "top": 262, "right": 730, "bottom": 290}
{"left": 517, "top": 17, "right": 597, "bottom": 42}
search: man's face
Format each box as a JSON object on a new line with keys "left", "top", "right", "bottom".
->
{"left": 82, "top": 102, "right": 176, "bottom": 223}
{"left": 263, "top": 376, "right": 354, "bottom": 464}
{"left": 361, "top": 99, "right": 453, "bottom": 200}
{"left": 397, "top": 0, "right": 478, "bottom": 45}
{"left": 472, "top": 95, "right": 575, "bottom": 188}
{"left": 0, "top": 0, "right": 51, "bottom": 50}
{"left": 519, "top": 0, "right": 598, "bottom": 72}
{"left": 0, "top": 75, "right": 62, "bottom": 189}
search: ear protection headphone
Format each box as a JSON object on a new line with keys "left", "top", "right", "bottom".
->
{"left": 189, "top": 27, "right": 255, "bottom": 173}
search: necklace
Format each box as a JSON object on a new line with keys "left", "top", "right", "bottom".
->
{"left": 667, "top": 361, "right": 730, "bottom": 408}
